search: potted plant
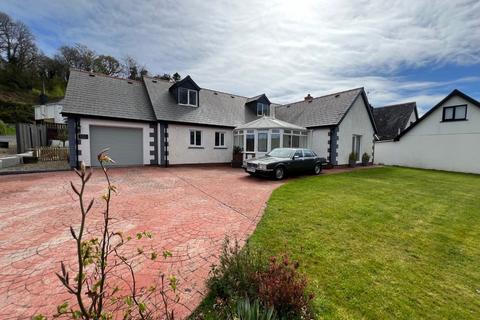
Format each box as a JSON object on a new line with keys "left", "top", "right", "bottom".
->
{"left": 361, "top": 152, "right": 370, "bottom": 166}
{"left": 348, "top": 152, "right": 357, "bottom": 167}
{"left": 231, "top": 146, "right": 243, "bottom": 168}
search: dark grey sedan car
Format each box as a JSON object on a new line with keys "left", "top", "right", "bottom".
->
{"left": 243, "top": 148, "right": 326, "bottom": 180}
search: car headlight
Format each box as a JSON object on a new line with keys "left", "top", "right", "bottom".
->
{"left": 258, "top": 164, "right": 267, "bottom": 171}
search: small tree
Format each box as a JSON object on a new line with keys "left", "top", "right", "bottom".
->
{"left": 361, "top": 152, "right": 370, "bottom": 166}
{"left": 35, "top": 150, "right": 179, "bottom": 319}
{"left": 172, "top": 72, "right": 181, "bottom": 82}
{"left": 57, "top": 128, "right": 68, "bottom": 147}
{"left": 348, "top": 152, "right": 357, "bottom": 167}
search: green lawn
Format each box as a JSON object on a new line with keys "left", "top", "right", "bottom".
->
{"left": 249, "top": 167, "right": 480, "bottom": 319}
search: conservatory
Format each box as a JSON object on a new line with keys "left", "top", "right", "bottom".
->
{"left": 233, "top": 116, "right": 309, "bottom": 160}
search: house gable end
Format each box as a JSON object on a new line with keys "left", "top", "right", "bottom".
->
{"left": 395, "top": 89, "right": 480, "bottom": 141}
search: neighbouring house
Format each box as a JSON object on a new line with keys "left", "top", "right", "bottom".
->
{"left": 34, "top": 99, "right": 66, "bottom": 124}
{"left": 372, "top": 102, "right": 418, "bottom": 141}
{"left": 62, "top": 69, "right": 377, "bottom": 167}
{"left": 375, "top": 89, "right": 480, "bottom": 174}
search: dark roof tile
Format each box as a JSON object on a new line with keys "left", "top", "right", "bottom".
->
{"left": 373, "top": 102, "right": 417, "bottom": 140}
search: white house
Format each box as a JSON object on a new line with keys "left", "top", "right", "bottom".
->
{"left": 62, "top": 69, "right": 377, "bottom": 168}
{"left": 375, "top": 89, "right": 480, "bottom": 174}
{"left": 34, "top": 100, "right": 66, "bottom": 124}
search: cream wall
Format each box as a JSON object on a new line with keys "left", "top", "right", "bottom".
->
{"left": 309, "top": 128, "right": 330, "bottom": 160}
{"left": 77, "top": 118, "right": 154, "bottom": 166}
{"left": 375, "top": 95, "right": 480, "bottom": 174}
{"left": 337, "top": 96, "right": 375, "bottom": 165}
{"left": 35, "top": 104, "right": 66, "bottom": 124}
{"left": 167, "top": 123, "right": 233, "bottom": 164}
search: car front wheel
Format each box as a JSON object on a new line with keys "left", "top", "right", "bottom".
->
{"left": 274, "top": 166, "right": 285, "bottom": 180}
{"left": 314, "top": 163, "right": 322, "bottom": 175}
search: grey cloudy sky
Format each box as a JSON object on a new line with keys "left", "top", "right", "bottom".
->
{"left": 2, "top": 0, "right": 480, "bottom": 112}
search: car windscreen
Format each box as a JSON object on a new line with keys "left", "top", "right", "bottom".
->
{"left": 267, "top": 149, "right": 294, "bottom": 158}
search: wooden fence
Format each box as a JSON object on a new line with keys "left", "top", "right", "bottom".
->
{"left": 45, "top": 123, "right": 67, "bottom": 141}
{"left": 16, "top": 123, "right": 47, "bottom": 153}
{"left": 16, "top": 123, "right": 68, "bottom": 153}
{"left": 35, "top": 146, "right": 69, "bottom": 161}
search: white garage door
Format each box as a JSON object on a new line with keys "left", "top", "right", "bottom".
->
{"left": 89, "top": 126, "right": 143, "bottom": 166}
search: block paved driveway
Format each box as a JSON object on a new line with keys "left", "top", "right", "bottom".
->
{"left": 0, "top": 166, "right": 283, "bottom": 319}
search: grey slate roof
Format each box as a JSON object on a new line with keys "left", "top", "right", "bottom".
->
{"left": 143, "top": 76, "right": 251, "bottom": 127}
{"left": 62, "top": 70, "right": 156, "bottom": 121}
{"left": 372, "top": 102, "right": 417, "bottom": 140}
{"left": 274, "top": 88, "right": 364, "bottom": 128}
{"left": 235, "top": 116, "right": 306, "bottom": 130}
{"left": 62, "top": 70, "right": 375, "bottom": 132}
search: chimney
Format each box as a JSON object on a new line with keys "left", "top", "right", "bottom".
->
{"left": 304, "top": 94, "right": 313, "bottom": 102}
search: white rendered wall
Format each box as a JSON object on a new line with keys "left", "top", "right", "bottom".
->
{"left": 309, "top": 128, "right": 330, "bottom": 159}
{"left": 35, "top": 104, "right": 66, "bottom": 123}
{"left": 77, "top": 118, "right": 154, "bottom": 166}
{"left": 167, "top": 123, "right": 233, "bottom": 165}
{"left": 375, "top": 95, "right": 480, "bottom": 174}
{"left": 337, "top": 96, "right": 375, "bottom": 165}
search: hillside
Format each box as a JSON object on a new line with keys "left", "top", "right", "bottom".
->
{"left": 0, "top": 84, "right": 65, "bottom": 124}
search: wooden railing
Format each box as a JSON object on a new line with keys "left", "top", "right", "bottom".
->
{"left": 35, "top": 147, "right": 69, "bottom": 161}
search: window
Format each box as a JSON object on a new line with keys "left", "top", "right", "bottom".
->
{"left": 270, "top": 130, "right": 280, "bottom": 150}
{"left": 189, "top": 130, "right": 202, "bottom": 146}
{"left": 256, "top": 103, "right": 270, "bottom": 116}
{"left": 215, "top": 132, "right": 225, "bottom": 147}
{"left": 282, "top": 130, "right": 308, "bottom": 148}
{"left": 258, "top": 131, "right": 268, "bottom": 152}
{"left": 178, "top": 87, "right": 198, "bottom": 106}
{"left": 352, "top": 135, "right": 361, "bottom": 161}
{"left": 293, "top": 150, "right": 303, "bottom": 158}
{"left": 234, "top": 130, "right": 244, "bottom": 149}
{"left": 443, "top": 105, "right": 467, "bottom": 121}
{"left": 246, "top": 131, "right": 255, "bottom": 152}
{"left": 303, "top": 150, "right": 314, "bottom": 157}
{"left": 283, "top": 130, "right": 292, "bottom": 147}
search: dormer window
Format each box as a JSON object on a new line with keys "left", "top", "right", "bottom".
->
{"left": 178, "top": 87, "right": 198, "bottom": 106}
{"left": 442, "top": 105, "right": 467, "bottom": 121}
{"left": 257, "top": 103, "right": 270, "bottom": 116}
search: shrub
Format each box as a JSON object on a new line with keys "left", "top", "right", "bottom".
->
{"left": 236, "top": 297, "right": 276, "bottom": 320}
{"left": 0, "top": 100, "right": 34, "bottom": 123}
{"left": 207, "top": 238, "right": 264, "bottom": 301}
{"left": 0, "top": 120, "right": 8, "bottom": 135}
{"left": 348, "top": 152, "right": 357, "bottom": 162}
{"left": 233, "top": 146, "right": 243, "bottom": 154}
{"left": 362, "top": 152, "right": 370, "bottom": 165}
{"left": 256, "top": 254, "right": 314, "bottom": 319}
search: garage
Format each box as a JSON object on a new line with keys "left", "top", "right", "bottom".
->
{"left": 89, "top": 126, "right": 144, "bottom": 166}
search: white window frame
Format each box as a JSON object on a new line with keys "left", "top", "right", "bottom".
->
{"left": 189, "top": 129, "right": 202, "bottom": 147}
{"left": 282, "top": 130, "right": 307, "bottom": 148}
{"left": 256, "top": 103, "right": 269, "bottom": 116}
{"left": 178, "top": 88, "right": 198, "bottom": 107}
{"left": 233, "top": 130, "right": 244, "bottom": 150}
{"left": 214, "top": 131, "right": 226, "bottom": 147}
{"left": 257, "top": 130, "right": 268, "bottom": 152}
{"left": 352, "top": 134, "right": 361, "bottom": 161}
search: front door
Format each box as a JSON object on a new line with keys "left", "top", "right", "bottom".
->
{"left": 352, "top": 135, "right": 361, "bottom": 161}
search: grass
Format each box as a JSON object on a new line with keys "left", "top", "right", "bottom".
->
{"left": 245, "top": 167, "right": 480, "bottom": 319}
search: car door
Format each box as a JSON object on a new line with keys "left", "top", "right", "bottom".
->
{"left": 290, "top": 149, "right": 304, "bottom": 173}
{"left": 302, "top": 149, "right": 315, "bottom": 171}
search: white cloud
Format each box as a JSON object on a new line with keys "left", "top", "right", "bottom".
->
{"left": 2, "top": 0, "right": 480, "bottom": 111}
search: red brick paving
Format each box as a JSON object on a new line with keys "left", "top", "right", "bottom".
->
{"left": 0, "top": 166, "right": 283, "bottom": 319}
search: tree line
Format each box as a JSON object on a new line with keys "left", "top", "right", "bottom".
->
{"left": 0, "top": 11, "right": 180, "bottom": 98}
